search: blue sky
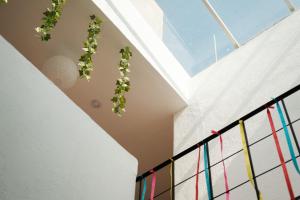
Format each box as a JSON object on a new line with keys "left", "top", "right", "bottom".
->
{"left": 155, "top": 0, "right": 298, "bottom": 76}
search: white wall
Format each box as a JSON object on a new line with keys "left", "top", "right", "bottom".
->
{"left": 92, "top": 0, "right": 191, "bottom": 99}
{"left": 128, "top": 0, "right": 197, "bottom": 78}
{"left": 174, "top": 11, "right": 300, "bottom": 199}
{"left": 0, "top": 36, "right": 137, "bottom": 200}
{"left": 129, "top": 0, "right": 164, "bottom": 38}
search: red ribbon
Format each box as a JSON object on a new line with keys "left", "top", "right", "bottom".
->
{"left": 267, "top": 107, "right": 295, "bottom": 199}
{"left": 150, "top": 170, "right": 156, "bottom": 200}
{"left": 212, "top": 130, "right": 230, "bottom": 200}
{"left": 195, "top": 145, "right": 201, "bottom": 200}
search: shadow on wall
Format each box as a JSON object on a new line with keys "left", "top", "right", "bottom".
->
{"left": 173, "top": 90, "right": 300, "bottom": 200}
{"left": 175, "top": 30, "right": 300, "bottom": 154}
{"left": 174, "top": 11, "right": 300, "bottom": 198}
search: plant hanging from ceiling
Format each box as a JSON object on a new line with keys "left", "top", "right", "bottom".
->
{"left": 35, "top": 0, "right": 66, "bottom": 41}
{"left": 111, "top": 46, "right": 132, "bottom": 116}
{"left": 1, "top": 0, "right": 134, "bottom": 114}
{"left": 78, "top": 15, "right": 102, "bottom": 80}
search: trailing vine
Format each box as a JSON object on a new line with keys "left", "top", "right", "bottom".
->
{"left": 111, "top": 46, "right": 132, "bottom": 116}
{"left": 2, "top": 1, "right": 134, "bottom": 114}
{"left": 78, "top": 15, "right": 102, "bottom": 80}
{"left": 35, "top": 0, "right": 66, "bottom": 41}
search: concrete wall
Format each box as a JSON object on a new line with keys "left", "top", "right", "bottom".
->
{"left": 174, "top": 11, "right": 300, "bottom": 199}
{"left": 0, "top": 36, "right": 137, "bottom": 200}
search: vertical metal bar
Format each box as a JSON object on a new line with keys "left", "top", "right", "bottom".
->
{"left": 241, "top": 121, "right": 260, "bottom": 200}
{"left": 138, "top": 179, "right": 142, "bottom": 200}
{"left": 171, "top": 161, "right": 175, "bottom": 200}
{"left": 202, "top": 0, "right": 240, "bottom": 48}
{"left": 283, "top": 0, "right": 296, "bottom": 12}
{"left": 213, "top": 34, "right": 218, "bottom": 62}
{"left": 206, "top": 143, "right": 214, "bottom": 199}
{"left": 281, "top": 99, "right": 300, "bottom": 155}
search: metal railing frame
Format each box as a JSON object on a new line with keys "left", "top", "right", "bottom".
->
{"left": 136, "top": 84, "right": 300, "bottom": 199}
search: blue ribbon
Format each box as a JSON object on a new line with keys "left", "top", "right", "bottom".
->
{"left": 275, "top": 100, "right": 300, "bottom": 174}
{"left": 204, "top": 143, "right": 213, "bottom": 200}
{"left": 141, "top": 178, "right": 147, "bottom": 200}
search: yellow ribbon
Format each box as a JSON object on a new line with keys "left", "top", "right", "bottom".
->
{"left": 239, "top": 120, "right": 263, "bottom": 200}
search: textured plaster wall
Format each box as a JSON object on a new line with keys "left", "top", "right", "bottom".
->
{"left": 174, "top": 11, "right": 300, "bottom": 199}
{"left": 0, "top": 36, "right": 137, "bottom": 200}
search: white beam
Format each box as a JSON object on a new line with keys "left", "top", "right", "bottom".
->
{"left": 203, "top": 0, "right": 240, "bottom": 48}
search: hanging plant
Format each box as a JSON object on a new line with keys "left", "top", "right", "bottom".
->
{"left": 0, "top": 0, "right": 8, "bottom": 4}
{"left": 35, "top": 0, "right": 66, "bottom": 41}
{"left": 78, "top": 15, "right": 102, "bottom": 80}
{"left": 111, "top": 46, "right": 132, "bottom": 116}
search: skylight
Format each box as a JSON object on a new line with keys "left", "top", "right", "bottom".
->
{"left": 150, "top": 0, "right": 294, "bottom": 76}
{"left": 293, "top": 0, "right": 300, "bottom": 7}
{"left": 209, "top": 0, "right": 290, "bottom": 43}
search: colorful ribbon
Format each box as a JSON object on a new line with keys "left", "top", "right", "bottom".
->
{"left": 204, "top": 143, "right": 213, "bottom": 200}
{"left": 212, "top": 130, "right": 230, "bottom": 200}
{"left": 195, "top": 146, "right": 201, "bottom": 200}
{"left": 239, "top": 120, "right": 263, "bottom": 200}
{"left": 150, "top": 170, "right": 156, "bottom": 200}
{"left": 141, "top": 178, "right": 147, "bottom": 200}
{"left": 275, "top": 100, "right": 300, "bottom": 174}
{"left": 267, "top": 108, "right": 295, "bottom": 199}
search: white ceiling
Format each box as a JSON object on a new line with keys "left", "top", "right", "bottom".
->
{"left": 0, "top": 0, "right": 187, "bottom": 177}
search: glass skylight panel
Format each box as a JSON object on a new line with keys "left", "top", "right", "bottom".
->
{"left": 139, "top": 0, "right": 294, "bottom": 77}
{"left": 156, "top": 0, "right": 234, "bottom": 76}
{"left": 292, "top": 0, "right": 300, "bottom": 7}
{"left": 209, "top": 0, "right": 290, "bottom": 44}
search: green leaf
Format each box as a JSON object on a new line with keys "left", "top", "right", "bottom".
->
{"left": 36, "top": 0, "right": 66, "bottom": 41}
{"left": 78, "top": 15, "right": 102, "bottom": 81}
{"left": 111, "top": 46, "right": 132, "bottom": 117}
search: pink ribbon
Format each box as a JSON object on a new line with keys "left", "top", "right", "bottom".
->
{"left": 150, "top": 170, "right": 156, "bottom": 200}
{"left": 212, "top": 130, "right": 230, "bottom": 200}
{"left": 195, "top": 145, "right": 201, "bottom": 200}
{"left": 267, "top": 107, "right": 294, "bottom": 199}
